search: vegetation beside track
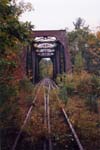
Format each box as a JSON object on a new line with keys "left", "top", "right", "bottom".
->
{"left": 65, "top": 96, "right": 100, "bottom": 150}
{"left": 56, "top": 72, "right": 100, "bottom": 150}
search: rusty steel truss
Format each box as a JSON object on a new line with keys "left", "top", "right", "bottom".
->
{"left": 26, "top": 30, "right": 72, "bottom": 83}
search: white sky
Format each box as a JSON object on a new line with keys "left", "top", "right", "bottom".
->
{"left": 20, "top": 0, "right": 100, "bottom": 31}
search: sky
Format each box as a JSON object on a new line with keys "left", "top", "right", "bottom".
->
{"left": 20, "top": 0, "right": 100, "bottom": 31}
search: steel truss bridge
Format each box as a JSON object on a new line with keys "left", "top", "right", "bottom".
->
{"left": 26, "top": 30, "right": 71, "bottom": 83}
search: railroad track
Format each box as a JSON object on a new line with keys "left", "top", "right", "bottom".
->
{"left": 43, "top": 81, "right": 52, "bottom": 150}
{"left": 12, "top": 78, "right": 84, "bottom": 150}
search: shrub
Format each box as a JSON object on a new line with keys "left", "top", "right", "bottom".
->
{"left": 76, "top": 73, "right": 100, "bottom": 112}
{"left": 0, "top": 83, "right": 18, "bottom": 106}
{"left": 56, "top": 74, "right": 75, "bottom": 104}
{"left": 59, "top": 85, "right": 68, "bottom": 104}
{"left": 19, "top": 77, "right": 34, "bottom": 93}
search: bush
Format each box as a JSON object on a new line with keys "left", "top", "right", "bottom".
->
{"left": 0, "top": 83, "right": 18, "bottom": 106}
{"left": 76, "top": 73, "right": 100, "bottom": 112}
{"left": 19, "top": 77, "right": 34, "bottom": 93}
{"left": 85, "top": 95, "right": 98, "bottom": 113}
{"left": 59, "top": 85, "right": 68, "bottom": 104}
{"left": 56, "top": 74, "right": 75, "bottom": 105}
{"left": 56, "top": 72, "right": 100, "bottom": 112}
{"left": 76, "top": 74, "right": 100, "bottom": 96}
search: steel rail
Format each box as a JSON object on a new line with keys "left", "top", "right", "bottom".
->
{"left": 51, "top": 80, "right": 84, "bottom": 150}
{"left": 43, "top": 86, "right": 47, "bottom": 150}
{"left": 47, "top": 84, "right": 52, "bottom": 150}
{"left": 43, "top": 81, "right": 52, "bottom": 150}
{"left": 11, "top": 81, "right": 43, "bottom": 150}
{"left": 62, "top": 108, "right": 84, "bottom": 150}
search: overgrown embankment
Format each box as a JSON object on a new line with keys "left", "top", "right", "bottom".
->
{"left": 57, "top": 72, "right": 100, "bottom": 150}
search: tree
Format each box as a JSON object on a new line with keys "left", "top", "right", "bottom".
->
{"left": 39, "top": 59, "right": 53, "bottom": 78}
{"left": 74, "top": 51, "right": 84, "bottom": 72}
{"left": 68, "top": 18, "right": 89, "bottom": 69}
{"left": 68, "top": 20, "right": 100, "bottom": 75}
{"left": 73, "top": 17, "right": 85, "bottom": 30}
{"left": 0, "top": 0, "right": 33, "bottom": 105}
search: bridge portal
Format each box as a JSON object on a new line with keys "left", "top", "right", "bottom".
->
{"left": 26, "top": 30, "right": 71, "bottom": 83}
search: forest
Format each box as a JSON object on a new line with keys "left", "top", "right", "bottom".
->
{"left": 0, "top": 0, "right": 100, "bottom": 150}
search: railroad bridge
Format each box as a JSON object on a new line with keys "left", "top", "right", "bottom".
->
{"left": 26, "top": 30, "right": 71, "bottom": 83}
